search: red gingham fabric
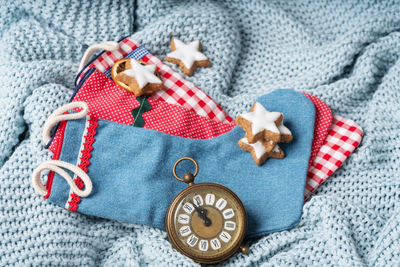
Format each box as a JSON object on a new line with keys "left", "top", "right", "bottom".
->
{"left": 141, "top": 54, "right": 232, "bottom": 123}
{"left": 303, "top": 93, "right": 333, "bottom": 168}
{"left": 77, "top": 37, "right": 233, "bottom": 124}
{"left": 60, "top": 51, "right": 362, "bottom": 200}
{"left": 49, "top": 71, "right": 235, "bottom": 152}
{"left": 304, "top": 115, "right": 363, "bottom": 199}
{"left": 78, "top": 38, "right": 139, "bottom": 76}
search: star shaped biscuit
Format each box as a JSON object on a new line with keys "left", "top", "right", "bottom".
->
{"left": 238, "top": 138, "right": 285, "bottom": 166}
{"left": 114, "top": 59, "right": 163, "bottom": 96}
{"left": 165, "top": 39, "right": 211, "bottom": 76}
{"left": 236, "top": 102, "right": 293, "bottom": 165}
{"left": 235, "top": 102, "right": 284, "bottom": 147}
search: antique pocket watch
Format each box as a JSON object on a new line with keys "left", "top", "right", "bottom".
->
{"left": 166, "top": 157, "right": 249, "bottom": 264}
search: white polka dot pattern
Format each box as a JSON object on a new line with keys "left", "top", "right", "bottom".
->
{"left": 76, "top": 37, "right": 233, "bottom": 124}
{"left": 49, "top": 70, "right": 235, "bottom": 153}
{"left": 303, "top": 93, "right": 333, "bottom": 167}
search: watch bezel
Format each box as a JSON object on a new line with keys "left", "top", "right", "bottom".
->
{"left": 165, "top": 182, "right": 247, "bottom": 264}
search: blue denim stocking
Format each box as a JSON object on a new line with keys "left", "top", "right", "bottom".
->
{"left": 33, "top": 89, "right": 314, "bottom": 238}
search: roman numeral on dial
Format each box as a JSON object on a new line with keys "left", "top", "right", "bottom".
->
{"left": 223, "top": 208, "right": 234, "bottom": 219}
{"left": 199, "top": 240, "right": 208, "bottom": 251}
{"left": 178, "top": 214, "right": 190, "bottom": 224}
{"left": 205, "top": 193, "right": 215, "bottom": 205}
{"left": 219, "top": 231, "right": 231, "bottom": 243}
{"left": 215, "top": 198, "right": 227, "bottom": 210}
{"left": 179, "top": 226, "right": 191, "bottom": 237}
{"left": 182, "top": 202, "right": 194, "bottom": 214}
{"left": 210, "top": 238, "right": 221, "bottom": 250}
{"left": 187, "top": 234, "right": 199, "bottom": 247}
{"left": 224, "top": 221, "right": 236, "bottom": 231}
{"left": 193, "top": 195, "right": 203, "bottom": 207}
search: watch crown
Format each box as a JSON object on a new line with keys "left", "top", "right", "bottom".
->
{"left": 183, "top": 173, "right": 195, "bottom": 186}
{"left": 240, "top": 245, "right": 249, "bottom": 254}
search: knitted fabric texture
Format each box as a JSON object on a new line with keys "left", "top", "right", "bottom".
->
{"left": 1, "top": 0, "right": 400, "bottom": 266}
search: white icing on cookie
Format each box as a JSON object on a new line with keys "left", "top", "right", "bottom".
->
{"left": 272, "top": 145, "right": 279, "bottom": 152}
{"left": 240, "top": 138, "right": 266, "bottom": 159}
{"left": 240, "top": 102, "right": 281, "bottom": 135}
{"left": 167, "top": 39, "right": 208, "bottom": 69}
{"left": 278, "top": 117, "right": 292, "bottom": 135}
{"left": 241, "top": 137, "right": 281, "bottom": 158}
{"left": 122, "top": 60, "right": 162, "bottom": 89}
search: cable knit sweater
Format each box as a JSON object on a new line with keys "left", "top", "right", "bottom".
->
{"left": 1, "top": 0, "right": 400, "bottom": 266}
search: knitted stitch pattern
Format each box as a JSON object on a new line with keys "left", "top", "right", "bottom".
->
{"left": 1, "top": 0, "right": 400, "bottom": 266}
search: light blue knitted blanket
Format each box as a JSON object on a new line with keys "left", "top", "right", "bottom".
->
{"left": 1, "top": 1, "right": 400, "bottom": 266}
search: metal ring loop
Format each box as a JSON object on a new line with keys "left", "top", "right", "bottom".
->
{"left": 173, "top": 157, "right": 198, "bottom": 182}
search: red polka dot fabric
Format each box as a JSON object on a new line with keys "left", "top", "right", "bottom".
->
{"left": 48, "top": 70, "right": 235, "bottom": 152}
{"left": 76, "top": 37, "right": 233, "bottom": 124}
{"left": 49, "top": 127, "right": 63, "bottom": 153}
{"left": 47, "top": 83, "right": 362, "bottom": 200}
{"left": 52, "top": 35, "right": 362, "bottom": 200}
{"left": 303, "top": 93, "right": 333, "bottom": 168}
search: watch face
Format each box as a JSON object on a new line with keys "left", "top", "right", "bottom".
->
{"left": 166, "top": 183, "right": 247, "bottom": 263}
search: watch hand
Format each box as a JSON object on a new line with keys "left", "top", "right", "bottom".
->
{"left": 195, "top": 205, "right": 207, "bottom": 216}
{"left": 190, "top": 201, "right": 202, "bottom": 213}
{"left": 197, "top": 207, "right": 211, "bottom": 227}
{"left": 190, "top": 201, "right": 212, "bottom": 226}
{"left": 197, "top": 207, "right": 211, "bottom": 226}
{"left": 191, "top": 201, "right": 206, "bottom": 217}
{"left": 203, "top": 216, "right": 211, "bottom": 227}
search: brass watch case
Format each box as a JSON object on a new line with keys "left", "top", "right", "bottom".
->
{"left": 165, "top": 182, "right": 247, "bottom": 264}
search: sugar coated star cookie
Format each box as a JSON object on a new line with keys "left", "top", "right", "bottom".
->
{"left": 165, "top": 39, "right": 210, "bottom": 76}
{"left": 236, "top": 102, "right": 293, "bottom": 165}
{"left": 238, "top": 138, "right": 285, "bottom": 165}
{"left": 235, "top": 102, "right": 285, "bottom": 144}
{"left": 112, "top": 58, "right": 163, "bottom": 96}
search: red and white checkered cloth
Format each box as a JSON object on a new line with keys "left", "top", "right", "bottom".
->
{"left": 77, "top": 37, "right": 233, "bottom": 124}
{"left": 77, "top": 38, "right": 139, "bottom": 78}
{"left": 75, "top": 37, "right": 363, "bottom": 199}
{"left": 305, "top": 115, "right": 363, "bottom": 199}
{"left": 142, "top": 54, "right": 232, "bottom": 123}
